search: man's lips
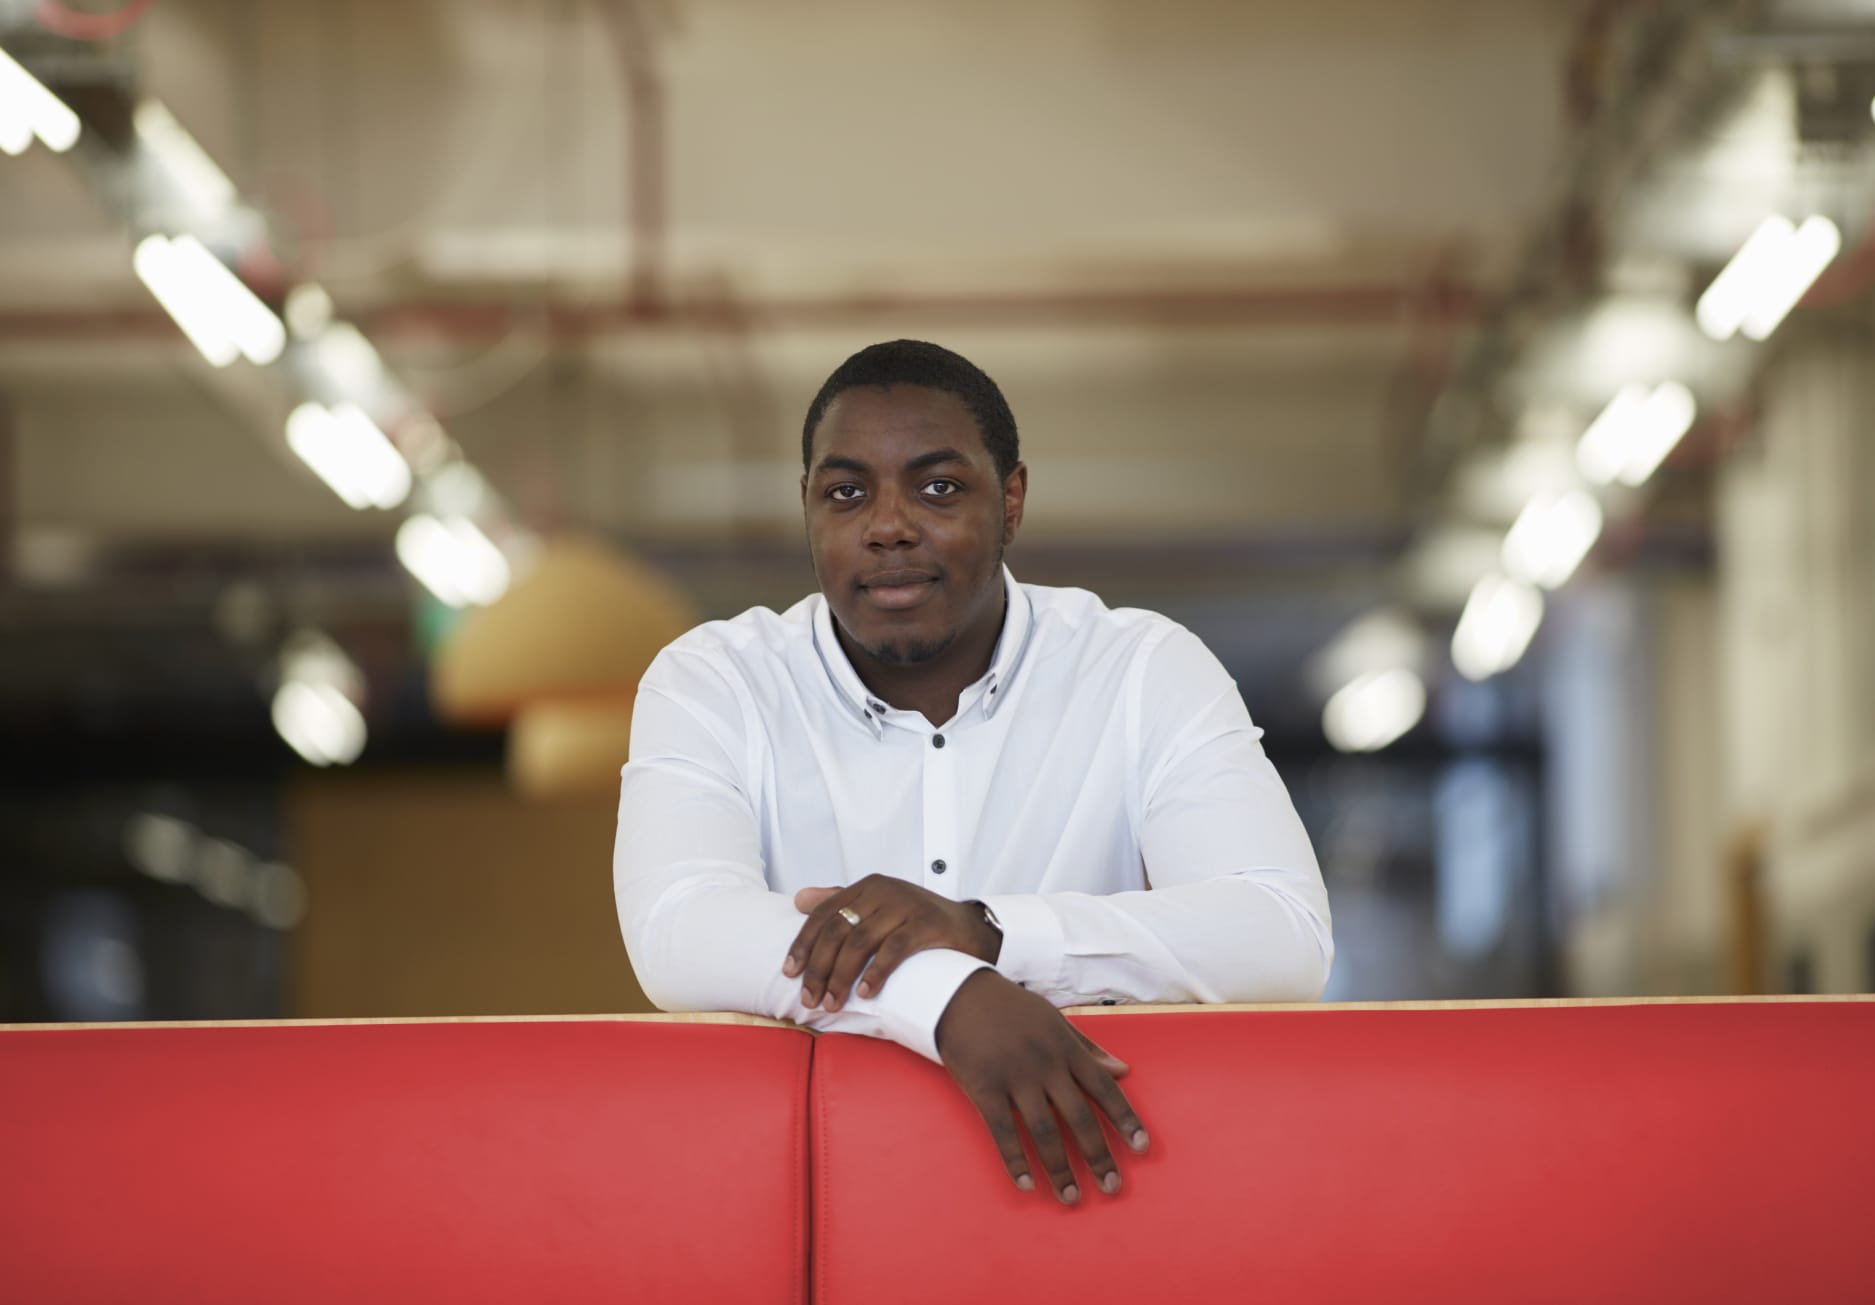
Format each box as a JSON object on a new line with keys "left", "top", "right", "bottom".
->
{"left": 859, "top": 571, "right": 939, "bottom": 610}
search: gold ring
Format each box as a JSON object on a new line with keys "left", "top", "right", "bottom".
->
{"left": 838, "top": 906, "right": 862, "bottom": 926}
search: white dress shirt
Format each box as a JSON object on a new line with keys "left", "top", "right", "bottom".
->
{"left": 613, "top": 566, "right": 1333, "bottom": 1064}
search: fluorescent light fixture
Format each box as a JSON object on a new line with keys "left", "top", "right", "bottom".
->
{"left": 133, "top": 235, "right": 238, "bottom": 366}
{"left": 0, "top": 110, "right": 34, "bottom": 157}
{"left": 309, "top": 322, "right": 386, "bottom": 395}
{"left": 1503, "top": 489, "right": 1604, "bottom": 589}
{"left": 1452, "top": 573, "right": 1544, "bottom": 682}
{"left": 132, "top": 100, "right": 235, "bottom": 222}
{"left": 1696, "top": 216, "right": 1794, "bottom": 340}
{"left": 273, "top": 630, "right": 366, "bottom": 765}
{"left": 1575, "top": 385, "right": 1648, "bottom": 486}
{"left": 283, "top": 283, "right": 334, "bottom": 340}
{"left": 285, "top": 402, "right": 411, "bottom": 510}
{"left": 395, "top": 514, "right": 511, "bottom": 607}
{"left": 271, "top": 680, "right": 366, "bottom": 766}
{"left": 250, "top": 862, "right": 308, "bottom": 931}
{"left": 1323, "top": 668, "right": 1426, "bottom": 753}
{"left": 1741, "top": 215, "right": 1839, "bottom": 341}
{"left": 1617, "top": 382, "right": 1697, "bottom": 485}
{"left": 122, "top": 813, "right": 196, "bottom": 884}
{"left": 0, "top": 46, "right": 81, "bottom": 154}
{"left": 132, "top": 234, "right": 285, "bottom": 367}
{"left": 1695, "top": 214, "right": 1841, "bottom": 342}
{"left": 1575, "top": 381, "right": 1696, "bottom": 488}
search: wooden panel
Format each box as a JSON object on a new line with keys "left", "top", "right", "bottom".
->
{"left": 286, "top": 767, "right": 652, "bottom": 1018}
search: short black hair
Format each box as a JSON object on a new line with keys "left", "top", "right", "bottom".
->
{"left": 801, "top": 340, "right": 1020, "bottom": 482}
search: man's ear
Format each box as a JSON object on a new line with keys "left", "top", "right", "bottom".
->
{"left": 800, "top": 474, "right": 808, "bottom": 508}
{"left": 1002, "top": 463, "right": 1028, "bottom": 545}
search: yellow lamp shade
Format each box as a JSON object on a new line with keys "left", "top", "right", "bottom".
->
{"left": 508, "top": 699, "right": 637, "bottom": 800}
{"left": 432, "top": 536, "right": 696, "bottom": 726}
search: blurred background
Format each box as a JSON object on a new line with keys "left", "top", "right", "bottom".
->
{"left": 1, "top": 0, "right": 1870, "bottom": 1025}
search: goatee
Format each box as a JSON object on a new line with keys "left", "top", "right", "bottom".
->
{"left": 864, "top": 630, "right": 957, "bottom": 666}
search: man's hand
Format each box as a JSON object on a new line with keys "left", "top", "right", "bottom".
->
{"left": 784, "top": 874, "right": 999, "bottom": 1011}
{"left": 935, "top": 968, "right": 1149, "bottom": 1206}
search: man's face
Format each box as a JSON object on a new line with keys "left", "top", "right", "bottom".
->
{"left": 802, "top": 385, "right": 1025, "bottom": 667}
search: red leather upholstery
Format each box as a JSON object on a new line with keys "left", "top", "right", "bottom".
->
{"left": 810, "top": 1002, "right": 1875, "bottom": 1304}
{"left": 1, "top": 1019, "right": 811, "bottom": 1305}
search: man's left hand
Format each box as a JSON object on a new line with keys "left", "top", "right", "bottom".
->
{"left": 784, "top": 874, "right": 999, "bottom": 1010}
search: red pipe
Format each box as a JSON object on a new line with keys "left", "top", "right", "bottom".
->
{"left": 602, "top": 0, "right": 667, "bottom": 315}
{"left": 35, "top": 0, "right": 155, "bottom": 41}
{"left": 0, "top": 281, "right": 1483, "bottom": 345}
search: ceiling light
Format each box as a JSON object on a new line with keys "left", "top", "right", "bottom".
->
{"left": 1741, "top": 215, "right": 1839, "bottom": 341}
{"left": 271, "top": 680, "right": 366, "bottom": 766}
{"left": 1323, "top": 668, "right": 1426, "bottom": 753}
{"left": 283, "top": 283, "right": 334, "bottom": 340}
{"left": 0, "top": 46, "right": 81, "bottom": 155}
{"left": 1695, "top": 214, "right": 1841, "bottom": 342}
{"left": 396, "top": 514, "right": 511, "bottom": 607}
{"left": 285, "top": 402, "right": 411, "bottom": 510}
{"left": 1575, "top": 381, "right": 1696, "bottom": 488}
{"left": 1452, "top": 573, "right": 1544, "bottom": 682}
{"left": 273, "top": 632, "right": 367, "bottom": 766}
{"left": 0, "top": 100, "right": 30, "bottom": 156}
{"left": 1502, "top": 489, "right": 1604, "bottom": 589}
{"left": 132, "top": 100, "right": 234, "bottom": 223}
{"left": 132, "top": 234, "right": 285, "bottom": 367}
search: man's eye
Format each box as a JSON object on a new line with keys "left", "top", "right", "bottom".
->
{"left": 924, "top": 479, "right": 960, "bottom": 497}
{"left": 828, "top": 485, "right": 863, "bottom": 502}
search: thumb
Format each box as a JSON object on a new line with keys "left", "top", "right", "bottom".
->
{"left": 794, "top": 886, "right": 839, "bottom": 913}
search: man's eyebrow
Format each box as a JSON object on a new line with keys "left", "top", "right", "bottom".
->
{"left": 904, "top": 447, "right": 970, "bottom": 473}
{"left": 812, "top": 453, "right": 871, "bottom": 477}
{"left": 811, "top": 447, "right": 972, "bottom": 477}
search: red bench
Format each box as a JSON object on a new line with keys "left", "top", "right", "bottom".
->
{"left": 5, "top": 997, "right": 1870, "bottom": 1303}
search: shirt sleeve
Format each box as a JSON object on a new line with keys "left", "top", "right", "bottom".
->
{"left": 613, "top": 645, "right": 992, "bottom": 1064}
{"left": 978, "top": 623, "right": 1333, "bottom": 1007}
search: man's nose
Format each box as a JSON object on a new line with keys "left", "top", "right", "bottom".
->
{"left": 862, "top": 488, "right": 919, "bottom": 547}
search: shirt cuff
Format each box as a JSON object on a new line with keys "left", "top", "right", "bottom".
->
{"left": 979, "top": 893, "right": 1067, "bottom": 992}
{"left": 864, "top": 948, "right": 994, "bottom": 1064}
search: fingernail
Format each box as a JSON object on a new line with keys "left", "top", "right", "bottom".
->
{"left": 784, "top": 958, "right": 798, "bottom": 976}
{"left": 857, "top": 981, "right": 872, "bottom": 996}
{"left": 1131, "top": 1129, "right": 1148, "bottom": 1150}
{"left": 1062, "top": 1185, "right": 1079, "bottom": 1204}
{"left": 1101, "top": 1172, "right": 1121, "bottom": 1194}
{"left": 1016, "top": 1174, "right": 1033, "bottom": 1191}
{"left": 826, "top": 995, "right": 841, "bottom": 1011}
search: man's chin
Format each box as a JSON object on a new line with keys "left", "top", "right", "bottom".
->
{"left": 864, "top": 629, "right": 955, "bottom": 667}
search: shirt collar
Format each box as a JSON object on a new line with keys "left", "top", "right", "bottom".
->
{"left": 812, "top": 565, "right": 1033, "bottom": 737}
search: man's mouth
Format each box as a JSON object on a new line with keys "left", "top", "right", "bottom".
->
{"left": 860, "top": 571, "right": 938, "bottom": 610}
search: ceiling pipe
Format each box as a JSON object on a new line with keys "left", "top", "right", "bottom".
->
{"left": 0, "top": 279, "right": 1484, "bottom": 344}
{"left": 600, "top": 0, "right": 668, "bottom": 316}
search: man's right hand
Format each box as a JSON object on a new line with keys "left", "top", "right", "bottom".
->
{"left": 933, "top": 968, "right": 1150, "bottom": 1206}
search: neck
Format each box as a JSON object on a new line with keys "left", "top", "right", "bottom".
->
{"left": 838, "top": 585, "right": 1006, "bottom": 728}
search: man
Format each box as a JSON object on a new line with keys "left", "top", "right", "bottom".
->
{"left": 614, "top": 339, "right": 1332, "bottom": 1207}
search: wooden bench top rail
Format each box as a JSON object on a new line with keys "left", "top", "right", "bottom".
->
{"left": 3, "top": 992, "right": 1868, "bottom": 1034}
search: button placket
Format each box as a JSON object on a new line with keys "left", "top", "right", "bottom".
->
{"left": 922, "top": 724, "right": 957, "bottom": 897}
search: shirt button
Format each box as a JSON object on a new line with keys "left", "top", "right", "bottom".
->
{"left": 932, "top": 733, "right": 946, "bottom": 748}
{"left": 931, "top": 859, "right": 947, "bottom": 874}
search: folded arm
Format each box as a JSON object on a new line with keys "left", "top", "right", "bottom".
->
{"left": 980, "top": 625, "right": 1333, "bottom": 1007}
{"left": 614, "top": 656, "right": 990, "bottom": 1064}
